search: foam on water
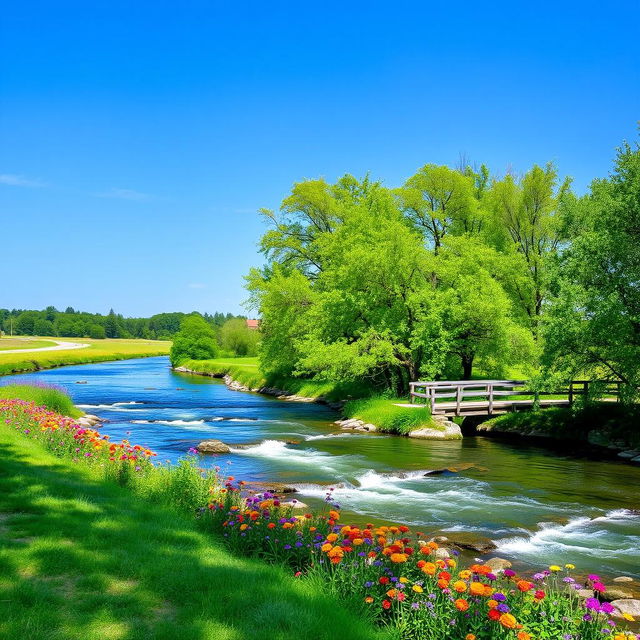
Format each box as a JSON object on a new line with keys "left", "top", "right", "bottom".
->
{"left": 131, "top": 419, "right": 206, "bottom": 426}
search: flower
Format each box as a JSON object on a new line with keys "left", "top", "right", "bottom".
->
{"left": 499, "top": 613, "right": 517, "bottom": 629}
{"left": 412, "top": 585, "right": 423, "bottom": 593}
{"left": 469, "top": 581, "right": 486, "bottom": 596}
{"left": 453, "top": 580, "right": 467, "bottom": 593}
{"left": 549, "top": 565, "right": 562, "bottom": 572}
{"left": 364, "top": 596, "right": 373, "bottom": 604}
{"left": 455, "top": 598, "right": 469, "bottom": 611}
{"left": 382, "top": 600, "right": 391, "bottom": 610}
{"left": 517, "top": 633, "right": 532, "bottom": 640}
{"left": 565, "top": 563, "right": 575, "bottom": 569}
{"left": 465, "top": 635, "right": 476, "bottom": 640}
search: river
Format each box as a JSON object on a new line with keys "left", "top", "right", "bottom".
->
{"left": 7, "top": 356, "right": 640, "bottom": 579}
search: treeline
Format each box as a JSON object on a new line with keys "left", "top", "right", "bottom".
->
{"left": 0, "top": 307, "right": 241, "bottom": 342}
{"left": 247, "top": 135, "right": 640, "bottom": 397}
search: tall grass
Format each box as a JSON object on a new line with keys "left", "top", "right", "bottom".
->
{"left": 343, "top": 396, "right": 434, "bottom": 434}
{"left": 0, "top": 383, "right": 81, "bottom": 418}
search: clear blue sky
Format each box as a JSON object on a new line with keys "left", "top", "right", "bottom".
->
{"left": 2, "top": 1, "right": 639, "bottom": 317}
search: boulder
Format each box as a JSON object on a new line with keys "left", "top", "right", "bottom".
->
{"left": 432, "top": 536, "right": 449, "bottom": 543}
{"left": 613, "top": 577, "right": 635, "bottom": 583}
{"left": 409, "top": 423, "right": 462, "bottom": 440}
{"left": 434, "top": 548, "right": 450, "bottom": 559}
{"left": 242, "top": 481, "right": 298, "bottom": 494}
{"left": 282, "top": 501, "right": 308, "bottom": 509}
{"left": 196, "top": 439, "right": 231, "bottom": 454}
{"left": 617, "top": 450, "right": 640, "bottom": 459}
{"left": 445, "top": 532, "right": 497, "bottom": 553}
{"left": 576, "top": 589, "right": 594, "bottom": 599}
{"left": 485, "top": 557, "right": 513, "bottom": 572}
{"left": 611, "top": 599, "right": 640, "bottom": 619}
{"left": 602, "top": 587, "right": 635, "bottom": 602}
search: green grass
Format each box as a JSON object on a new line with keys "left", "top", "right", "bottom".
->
{"left": 179, "top": 358, "right": 372, "bottom": 402}
{"left": 479, "top": 404, "right": 640, "bottom": 449}
{"left": 0, "top": 338, "right": 57, "bottom": 351}
{"left": 0, "top": 384, "right": 82, "bottom": 418}
{"left": 342, "top": 397, "right": 434, "bottom": 435}
{"left": 0, "top": 337, "right": 171, "bottom": 376}
{"left": 0, "top": 426, "right": 395, "bottom": 640}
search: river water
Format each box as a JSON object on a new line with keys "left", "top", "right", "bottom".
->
{"left": 8, "top": 356, "right": 640, "bottom": 579}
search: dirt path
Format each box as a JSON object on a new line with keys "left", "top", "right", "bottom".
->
{"left": 0, "top": 339, "right": 90, "bottom": 354}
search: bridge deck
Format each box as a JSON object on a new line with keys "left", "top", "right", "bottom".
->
{"left": 396, "top": 398, "right": 570, "bottom": 417}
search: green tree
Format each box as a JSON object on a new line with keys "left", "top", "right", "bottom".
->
{"left": 33, "top": 318, "right": 54, "bottom": 336}
{"left": 219, "top": 318, "right": 260, "bottom": 356}
{"left": 89, "top": 324, "right": 106, "bottom": 339}
{"left": 104, "top": 309, "right": 120, "bottom": 339}
{"left": 543, "top": 138, "right": 640, "bottom": 398}
{"left": 170, "top": 315, "right": 219, "bottom": 366}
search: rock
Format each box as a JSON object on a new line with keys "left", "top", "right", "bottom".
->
{"left": 444, "top": 533, "right": 497, "bottom": 553}
{"left": 282, "top": 501, "right": 308, "bottom": 509}
{"left": 173, "top": 366, "right": 189, "bottom": 372}
{"left": 485, "top": 557, "right": 513, "bottom": 572}
{"left": 285, "top": 440, "right": 301, "bottom": 445}
{"left": 632, "top": 456, "right": 640, "bottom": 463}
{"left": 432, "top": 536, "right": 449, "bottom": 543}
{"left": 576, "top": 589, "right": 595, "bottom": 599}
{"left": 434, "top": 548, "right": 450, "bottom": 559}
{"left": 242, "top": 481, "right": 298, "bottom": 494}
{"left": 196, "top": 439, "right": 231, "bottom": 454}
{"left": 602, "top": 587, "right": 635, "bottom": 601}
{"left": 409, "top": 422, "right": 462, "bottom": 440}
{"left": 613, "top": 577, "right": 635, "bottom": 583}
{"left": 362, "top": 423, "right": 377, "bottom": 432}
{"left": 617, "top": 450, "right": 640, "bottom": 459}
{"left": 611, "top": 598, "right": 640, "bottom": 619}
{"left": 75, "top": 381, "right": 88, "bottom": 384}
{"left": 423, "top": 463, "right": 484, "bottom": 476}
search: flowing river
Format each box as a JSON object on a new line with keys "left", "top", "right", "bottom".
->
{"left": 8, "top": 356, "right": 640, "bottom": 579}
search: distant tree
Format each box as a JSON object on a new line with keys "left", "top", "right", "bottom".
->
{"left": 64, "top": 307, "right": 75, "bottom": 314}
{"left": 89, "top": 324, "right": 106, "bottom": 339}
{"left": 33, "top": 319, "right": 54, "bottom": 336}
{"left": 220, "top": 318, "right": 260, "bottom": 356}
{"left": 170, "top": 315, "right": 219, "bottom": 366}
{"left": 15, "top": 312, "right": 38, "bottom": 335}
{"left": 104, "top": 309, "right": 120, "bottom": 339}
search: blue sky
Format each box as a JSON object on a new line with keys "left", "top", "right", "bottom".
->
{"left": 2, "top": 1, "right": 639, "bottom": 317}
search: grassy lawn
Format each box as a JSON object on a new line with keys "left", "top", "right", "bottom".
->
{"left": 0, "top": 384, "right": 82, "bottom": 418}
{"left": 0, "top": 337, "right": 171, "bottom": 376}
{"left": 0, "top": 426, "right": 393, "bottom": 640}
{"left": 0, "top": 338, "right": 57, "bottom": 351}
{"left": 343, "top": 397, "right": 435, "bottom": 435}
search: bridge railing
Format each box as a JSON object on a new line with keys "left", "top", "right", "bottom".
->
{"left": 409, "top": 379, "right": 622, "bottom": 415}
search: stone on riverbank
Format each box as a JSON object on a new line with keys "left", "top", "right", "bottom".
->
{"left": 611, "top": 599, "right": 640, "bottom": 619}
{"left": 196, "top": 439, "right": 231, "bottom": 454}
{"left": 334, "top": 418, "right": 377, "bottom": 432}
{"left": 242, "top": 481, "right": 298, "bottom": 494}
{"left": 444, "top": 532, "right": 497, "bottom": 553}
{"left": 409, "top": 417, "right": 462, "bottom": 440}
{"left": 613, "top": 576, "right": 635, "bottom": 583}
{"left": 485, "top": 557, "right": 513, "bottom": 572}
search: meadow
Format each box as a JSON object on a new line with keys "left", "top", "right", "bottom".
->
{"left": 0, "top": 390, "right": 636, "bottom": 640}
{"left": 0, "top": 338, "right": 57, "bottom": 351}
{"left": 0, "top": 337, "right": 171, "bottom": 376}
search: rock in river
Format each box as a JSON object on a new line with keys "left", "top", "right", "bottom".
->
{"left": 611, "top": 599, "right": 640, "bottom": 619}
{"left": 445, "top": 532, "right": 497, "bottom": 553}
{"left": 485, "top": 557, "right": 513, "bottom": 572}
{"left": 196, "top": 439, "right": 231, "bottom": 454}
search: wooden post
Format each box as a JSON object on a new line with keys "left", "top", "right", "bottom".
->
{"left": 488, "top": 383, "right": 494, "bottom": 415}
{"left": 410, "top": 383, "right": 414, "bottom": 404}
{"left": 568, "top": 382, "right": 573, "bottom": 406}
{"left": 430, "top": 387, "right": 436, "bottom": 415}
{"left": 456, "top": 384, "right": 462, "bottom": 416}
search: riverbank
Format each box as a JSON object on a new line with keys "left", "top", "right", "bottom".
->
{"left": 0, "top": 408, "right": 389, "bottom": 640}
{"left": 476, "top": 405, "right": 640, "bottom": 464}
{"left": 174, "top": 359, "right": 459, "bottom": 438}
{"left": 0, "top": 337, "right": 171, "bottom": 376}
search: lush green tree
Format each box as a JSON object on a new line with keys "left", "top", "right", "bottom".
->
{"left": 33, "top": 318, "right": 54, "bottom": 336}
{"left": 170, "top": 315, "right": 219, "bottom": 366}
{"left": 104, "top": 309, "right": 120, "bottom": 339}
{"left": 219, "top": 318, "right": 260, "bottom": 356}
{"left": 15, "top": 312, "right": 38, "bottom": 335}
{"left": 543, "top": 139, "right": 640, "bottom": 398}
{"left": 89, "top": 324, "right": 106, "bottom": 339}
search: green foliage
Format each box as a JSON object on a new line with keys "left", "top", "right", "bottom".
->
{"left": 88, "top": 323, "right": 106, "bottom": 339}
{"left": 543, "top": 137, "right": 640, "bottom": 399}
{"left": 170, "top": 315, "right": 219, "bottom": 366}
{"left": 343, "top": 397, "right": 434, "bottom": 434}
{"left": 0, "top": 384, "right": 81, "bottom": 417}
{"left": 219, "top": 317, "right": 260, "bottom": 356}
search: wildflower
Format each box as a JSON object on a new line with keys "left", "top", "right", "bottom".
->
{"left": 364, "top": 596, "right": 373, "bottom": 604}
{"left": 565, "top": 563, "right": 575, "bottom": 569}
{"left": 455, "top": 598, "right": 469, "bottom": 611}
{"left": 499, "top": 613, "right": 517, "bottom": 629}
{"left": 517, "top": 580, "right": 532, "bottom": 592}
{"left": 517, "top": 633, "right": 532, "bottom": 640}
{"left": 382, "top": 600, "right": 391, "bottom": 610}
{"left": 465, "top": 635, "right": 476, "bottom": 640}
{"left": 621, "top": 613, "right": 635, "bottom": 622}
{"left": 549, "top": 565, "right": 562, "bottom": 572}
{"left": 453, "top": 580, "right": 467, "bottom": 593}
{"left": 534, "top": 590, "right": 545, "bottom": 600}
{"left": 469, "top": 581, "right": 486, "bottom": 596}
{"left": 390, "top": 553, "right": 408, "bottom": 563}
{"left": 412, "top": 585, "right": 423, "bottom": 593}
{"left": 488, "top": 608, "right": 501, "bottom": 621}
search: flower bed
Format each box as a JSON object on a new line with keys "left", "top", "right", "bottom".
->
{"left": 1, "top": 398, "right": 637, "bottom": 640}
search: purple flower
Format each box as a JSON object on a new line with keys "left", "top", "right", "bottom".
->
{"left": 601, "top": 602, "right": 615, "bottom": 614}
{"left": 504, "top": 569, "right": 516, "bottom": 577}
{"left": 497, "top": 604, "right": 510, "bottom": 613}
{"left": 493, "top": 593, "right": 506, "bottom": 602}
{"left": 584, "top": 598, "right": 601, "bottom": 611}
{"left": 582, "top": 614, "right": 593, "bottom": 622}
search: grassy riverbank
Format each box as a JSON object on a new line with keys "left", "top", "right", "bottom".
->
{"left": 0, "top": 338, "right": 57, "bottom": 351}
{"left": 0, "top": 337, "right": 171, "bottom": 376}
{"left": 0, "top": 411, "right": 392, "bottom": 640}
{"left": 479, "top": 404, "right": 640, "bottom": 450}
{"left": 0, "top": 384, "right": 82, "bottom": 418}
{"left": 178, "top": 357, "right": 435, "bottom": 434}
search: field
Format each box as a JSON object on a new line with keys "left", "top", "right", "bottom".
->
{"left": 0, "top": 337, "right": 171, "bottom": 376}
{"left": 0, "top": 338, "right": 57, "bottom": 351}
{"left": 0, "top": 407, "right": 391, "bottom": 640}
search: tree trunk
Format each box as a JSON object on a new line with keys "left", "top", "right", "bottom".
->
{"left": 461, "top": 354, "right": 474, "bottom": 380}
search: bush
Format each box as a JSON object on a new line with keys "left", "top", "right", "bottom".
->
{"left": 89, "top": 324, "right": 106, "bottom": 339}
{"left": 170, "top": 315, "right": 218, "bottom": 366}
{"left": 220, "top": 318, "right": 260, "bottom": 356}
{"left": 343, "top": 396, "right": 434, "bottom": 434}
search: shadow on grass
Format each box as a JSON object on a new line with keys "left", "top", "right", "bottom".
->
{"left": 0, "top": 440, "right": 394, "bottom": 640}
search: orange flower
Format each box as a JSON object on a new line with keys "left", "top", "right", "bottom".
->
{"left": 326, "top": 533, "right": 338, "bottom": 543}
{"left": 390, "top": 553, "right": 408, "bottom": 564}
{"left": 499, "top": 613, "right": 517, "bottom": 629}
{"left": 455, "top": 598, "right": 469, "bottom": 611}
{"left": 469, "top": 581, "right": 486, "bottom": 596}
{"left": 386, "top": 589, "right": 398, "bottom": 598}
{"left": 364, "top": 596, "right": 374, "bottom": 604}
{"left": 421, "top": 562, "right": 436, "bottom": 576}
{"left": 487, "top": 599, "right": 498, "bottom": 608}
{"left": 465, "top": 635, "right": 476, "bottom": 640}
{"left": 453, "top": 580, "right": 467, "bottom": 593}
{"left": 517, "top": 580, "right": 532, "bottom": 592}
{"left": 483, "top": 585, "right": 494, "bottom": 597}
{"left": 437, "top": 579, "right": 449, "bottom": 589}
{"left": 329, "top": 510, "right": 340, "bottom": 520}
{"left": 321, "top": 543, "right": 332, "bottom": 552}
{"left": 458, "top": 570, "right": 471, "bottom": 580}
{"left": 517, "top": 633, "right": 531, "bottom": 640}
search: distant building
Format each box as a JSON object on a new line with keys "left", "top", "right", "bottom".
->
{"left": 246, "top": 319, "right": 260, "bottom": 331}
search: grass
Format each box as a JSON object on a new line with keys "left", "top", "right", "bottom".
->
{"left": 479, "top": 404, "right": 640, "bottom": 449}
{"left": 0, "top": 337, "right": 171, "bottom": 376}
{"left": 0, "top": 338, "right": 57, "bottom": 351}
{"left": 0, "top": 423, "right": 394, "bottom": 640}
{"left": 0, "top": 384, "right": 82, "bottom": 418}
{"left": 179, "top": 358, "right": 372, "bottom": 403}
{"left": 342, "top": 396, "right": 435, "bottom": 435}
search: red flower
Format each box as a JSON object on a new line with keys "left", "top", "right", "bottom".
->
{"left": 534, "top": 590, "right": 545, "bottom": 600}
{"left": 488, "top": 609, "right": 501, "bottom": 621}
{"left": 379, "top": 577, "right": 390, "bottom": 585}
{"left": 382, "top": 599, "right": 391, "bottom": 610}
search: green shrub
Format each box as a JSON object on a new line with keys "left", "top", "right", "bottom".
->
{"left": 170, "top": 315, "right": 218, "bottom": 366}
{"left": 88, "top": 324, "right": 106, "bottom": 339}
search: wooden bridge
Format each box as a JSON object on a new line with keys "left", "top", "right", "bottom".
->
{"left": 407, "top": 379, "right": 622, "bottom": 417}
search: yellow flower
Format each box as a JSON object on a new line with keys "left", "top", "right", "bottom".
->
{"left": 622, "top": 613, "right": 635, "bottom": 622}
{"left": 412, "top": 584, "right": 423, "bottom": 593}
{"left": 399, "top": 577, "right": 409, "bottom": 583}
{"left": 549, "top": 565, "right": 562, "bottom": 572}
{"left": 564, "top": 563, "right": 575, "bottom": 569}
